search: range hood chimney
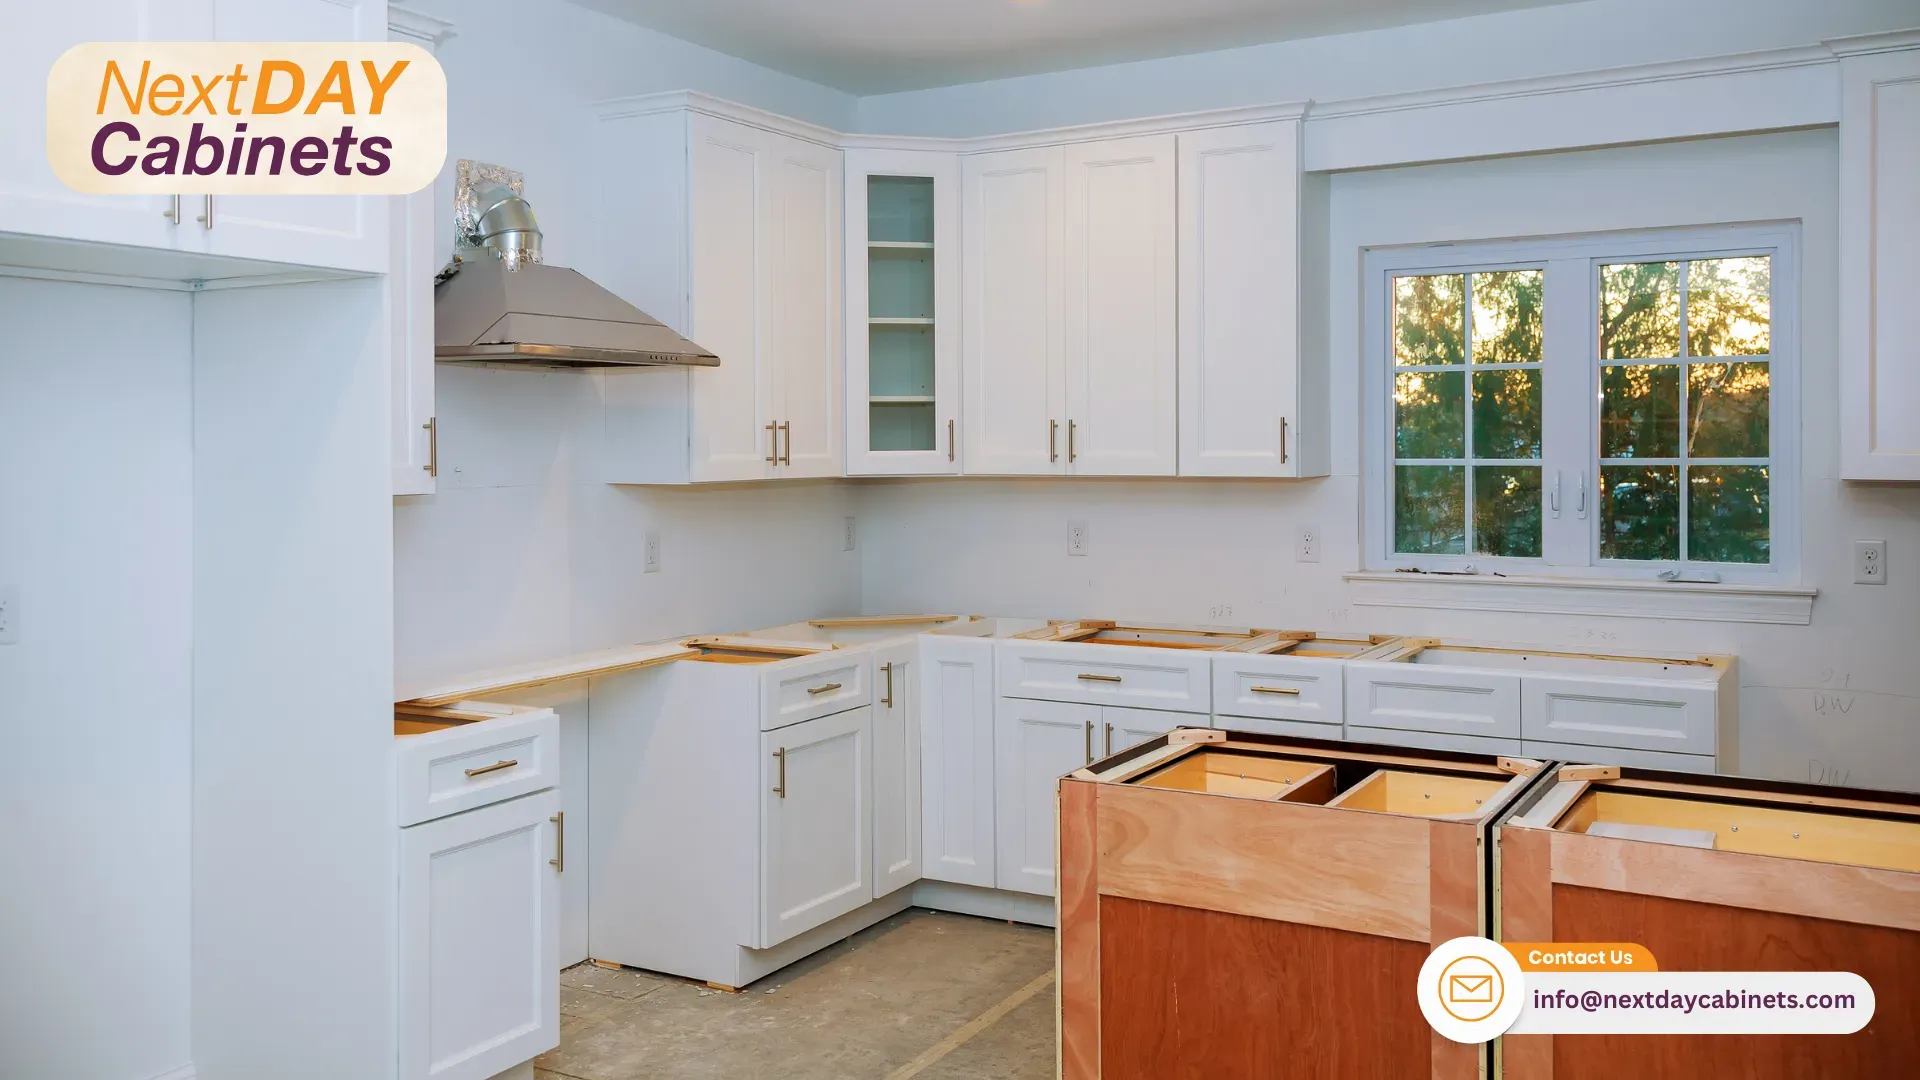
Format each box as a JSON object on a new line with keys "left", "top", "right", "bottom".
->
{"left": 433, "top": 160, "right": 719, "bottom": 370}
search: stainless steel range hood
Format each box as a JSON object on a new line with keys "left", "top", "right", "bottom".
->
{"left": 433, "top": 161, "right": 719, "bottom": 370}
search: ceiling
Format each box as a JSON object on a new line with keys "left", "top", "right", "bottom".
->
{"left": 575, "top": 0, "right": 1585, "bottom": 95}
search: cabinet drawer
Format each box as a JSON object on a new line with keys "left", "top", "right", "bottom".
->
{"left": 1521, "top": 677, "right": 1719, "bottom": 756}
{"left": 1521, "top": 739, "right": 1718, "bottom": 774}
{"left": 997, "top": 642, "right": 1210, "bottom": 713}
{"left": 1212, "top": 654, "right": 1343, "bottom": 726}
{"left": 763, "top": 652, "right": 872, "bottom": 731}
{"left": 1349, "top": 725, "right": 1520, "bottom": 759}
{"left": 395, "top": 706, "right": 560, "bottom": 827}
{"left": 1344, "top": 662, "right": 1521, "bottom": 739}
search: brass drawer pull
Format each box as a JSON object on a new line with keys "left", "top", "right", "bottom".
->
{"left": 806, "top": 682, "right": 843, "bottom": 695}
{"left": 1250, "top": 686, "right": 1302, "bottom": 696}
{"left": 880, "top": 663, "right": 893, "bottom": 708}
{"left": 1077, "top": 673, "right": 1122, "bottom": 683}
{"left": 772, "top": 747, "right": 787, "bottom": 798}
{"left": 550, "top": 811, "right": 565, "bottom": 871}
{"left": 465, "top": 759, "right": 518, "bottom": 778}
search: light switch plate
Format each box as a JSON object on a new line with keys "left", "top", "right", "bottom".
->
{"left": 1855, "top": 539, "right": 1887, "bottom": 585}
{"left": 0, "top": 583, "right": 17, "bottom": 644}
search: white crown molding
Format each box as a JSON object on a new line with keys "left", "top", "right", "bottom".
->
{"left": 840, "top": 101, "right": 1312, "bottom": 154}
{"left": 595, "top": 90, "right": 845, "bottom": 147}
{"left": 1824, "top": 28, "right": 1920, "bottom": 57}
{"left": 1344, "top": 572, "right": 1817, "bottom": 626}
{"left": 388, "top": 4, "right": 457, "bottom": 46}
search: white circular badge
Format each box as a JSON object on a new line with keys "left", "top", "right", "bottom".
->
{"left": 1418, "top": 936, "right": 1527, "bottom": 1044}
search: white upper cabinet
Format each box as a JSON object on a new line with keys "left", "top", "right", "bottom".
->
{"left": 1177, "top": 119, "right": 1327, "bottom": 477}
{"left": 591, "top": 99, "right": 843, "bottom": 484}
{"left": 963, "top": 145, "right": 1067, "bottom": 475}
{"left": 387, "top": 7, "right": 450, "bottom": 496}
{"left": 846, "top": 149, "right": 961, "bottom": 475}
{"left": 1839, "top": 44, "right": 1920, "bottom": 481}
{"left": 1063, "top": 135, "right": 1178, "bottom": 476}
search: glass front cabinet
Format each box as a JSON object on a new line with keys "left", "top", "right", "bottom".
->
{"left": 845, "top": 150, "right": 961, "bottom": 475}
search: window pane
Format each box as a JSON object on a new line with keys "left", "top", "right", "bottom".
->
{"left": 1470, "top": 269, "right": 1543, "bottom": 363}
{"left": 1473, "top": 465, "right": 1542, "bottom": 557}
{"left": 1600, "top": 465, "right": 1679, "bottom": 561}
{"left": 1394, "top": 274, "right": 1464, "bottom": 366}
{"left": 1600, "top": 364, "right": 1680, "bottom": 458}
{"left": 1687, "top": 362, "right": 1770, "bottom": 457}
{"left": 1600, "top": 261, "right": 1680, "bottom": 359}
{"left": 1688, "top": 465, "right": 1770, "bottom": 564}
{"left": 1395, "top": 466, "right": 1465, "bottom": 554}
{"left": 1686, "top": 256, "right": 1770, "bottom": 357}
{"left": 1395, "top": 371, "right": 1465, "bottom": 458}
{"left": 1471, "top": 369, "right": 1541, "bottom": 459}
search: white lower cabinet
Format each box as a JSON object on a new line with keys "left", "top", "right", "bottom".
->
{"left": 919, "top": 636, "right": 998, "bottom": 889}
{"left": 399, "top": 788, "right": 561, "bottom": 1080}
{"left": 872, "top": 643, "right": 922, "bottom": 897}
{"left": 760, "top": 707, "right": 872, "bottom": 948}
{"left": 1343, "top": 661, "right": 1523, "bottom": 740}
{"left": 1101, "top": 705, "right": 1185, "bottom": 757}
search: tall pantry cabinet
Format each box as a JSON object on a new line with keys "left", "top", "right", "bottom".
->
{"left": 590, "top": 95, "right": 844, "bottom": 483}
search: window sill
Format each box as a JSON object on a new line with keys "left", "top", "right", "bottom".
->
{"left": 1344, "top": 571, "right": 1816, "bottom": 625}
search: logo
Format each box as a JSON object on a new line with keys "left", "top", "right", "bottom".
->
{"left": 46, "top": 42, "right": 446, "bottom": 195}
{"left": 1419, "top": 936, "right": 1526, "bottom": 1043}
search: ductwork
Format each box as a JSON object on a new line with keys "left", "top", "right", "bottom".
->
{"left": 433, "top": 162, "right": 719, "bottom": 370}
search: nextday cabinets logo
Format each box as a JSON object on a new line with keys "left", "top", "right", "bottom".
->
{"left": 47, "top": 43, "right": 446, "bottom": 194}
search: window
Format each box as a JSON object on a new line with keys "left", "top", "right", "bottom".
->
{"left": 1365, "top": 226, "right": 1796, "bottom": 581}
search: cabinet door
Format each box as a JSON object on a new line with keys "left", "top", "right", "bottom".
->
{"left": 963, "top": 146, "right": 1066, "bottom": 475}
{"left": 994, "top": 697, "right": 1097, "bottom": 897}
{"left": 919, "top": 636, "right": 998, "bottom": 889}
{"left": 766, "top": 131, "right": 843, "bottom": 478}
{"left": 1177, "top": 121, "right": 1304, "bottom": 477}
{"left": 399, "top": 790, "right": 561, "bottom": 1080}
{"left": 1063, "top": 136, "right": 1177, "bottom": 476}
{"left": 688, "top": 113, "right": 776, "bottom": 483}
{"left": 1839, "top": 48, "right": 1920, "bottom": 480}
{"left": 389, "top": 13, "right": 442, "bottom": 495}
{"left": 1100, "top": 705, "right": 1187, "bottom": 758}
{"left": 199, "top": 0, "right": 388, "bottom": 273}
{"left": 872, "top": 643, "right": 921, "bottom": 897}
{"left": 760, "top": 707, "right": 871, "bottom": 949}
{"left": 846, "top": 149, "right": 961, "bottom": 476}
{"left": 0, "top": 0, "right": 211, "bottom": 251}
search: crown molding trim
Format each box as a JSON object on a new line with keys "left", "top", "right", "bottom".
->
{"left": 388, "top": 4, "right": 457, "bottom": 46}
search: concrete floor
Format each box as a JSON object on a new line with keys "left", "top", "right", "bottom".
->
{"left": 537, "top": 909, "right": 1057, "bottom": 1080}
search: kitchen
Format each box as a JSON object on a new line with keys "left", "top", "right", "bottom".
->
{"left": 4, "top": 1, "right": 1920, "bottom": 1078}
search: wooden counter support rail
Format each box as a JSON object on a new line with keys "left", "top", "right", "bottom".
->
{"left": 398, "top": 640, "right": 701, "bottom": 706}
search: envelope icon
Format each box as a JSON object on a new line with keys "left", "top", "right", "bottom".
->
{"left": 1448, "top": 974, "right": 1495, "bottom": 1003}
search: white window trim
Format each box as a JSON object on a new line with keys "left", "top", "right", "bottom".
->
{"left": 1361, "top": 223, "right": 1802, "bottom": 589}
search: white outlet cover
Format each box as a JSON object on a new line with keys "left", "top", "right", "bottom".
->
{"left": 844, "top": 516, "right": 857, "bottom": 552}
{"left": 1855, "top": 539, "right": 1887, "bottom": 585}
{"left": 644, "top": 531, "right": 661, "bottom": 573}
{"left": 0, "top": 583, "right": 17, "bottom": 644}
{"left": 1067, "top": 519, "right": 1090, "bottom": 557}
{"left": 1296, "top": 524, "right": 1321, "bottom": 563}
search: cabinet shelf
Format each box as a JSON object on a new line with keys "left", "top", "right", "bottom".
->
{"left": 870, "top": 396, "right": 936, "bottom": 405}
{"left": 870, "top": 317, "right": 935, "bottom": 327}
{"left": 870, "top": 241, "right": 935, "bottom": 250}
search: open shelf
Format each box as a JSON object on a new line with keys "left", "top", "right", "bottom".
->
{"left": 869, "top": 317, "right": 934, "bottom": 326}
{"left": 869, "top": 395, "right": 935, "bottom": 405}
{"left": 863, "top": 174, "right": 940, "bottom": 455}
{"left": 870, "top": 240, "right": 934, "bottom": 250}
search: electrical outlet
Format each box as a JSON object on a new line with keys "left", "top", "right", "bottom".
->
{"left": 1296, "top": 524, "right": 1321, "bottom": 563}
{"left": 0, "top": 583, "right": 17, "bottom": 644}
{"left": 1855, "top": 539, "right": 1887, "bottom": 585}
{"left": 844, "top": 516, "right": 857, "bottom": 552}
{"left": 644, "top": 531, "right": 661, "bottom": 574}
{"left": 1067, "top": 519, "right": 1090, "bottom": 557}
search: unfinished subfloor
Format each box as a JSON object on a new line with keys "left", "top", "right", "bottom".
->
{"left": 537, "top": 909, "right": 1056, "bottom": 1080}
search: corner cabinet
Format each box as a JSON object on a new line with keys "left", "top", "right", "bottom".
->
{"left": 1176, "top": 117, "right": 1327, "bottom": 477}
{"left": 590, "top": 97, "right": 844, "bottom": 484}
{"left": 845, "top": 150, "right": 961, "bottom": 475}
{"left": 1838, "top": 40, "right": 1920, "bottom": 481}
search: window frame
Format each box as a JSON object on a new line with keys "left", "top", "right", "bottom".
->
{"left": 1362, "top": 223, "right": 1800, "bottom": 584}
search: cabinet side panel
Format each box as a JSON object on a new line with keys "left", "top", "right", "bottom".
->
{"left": 1058, "top": 778, "right": 1100, "bottom": 1080}
{"left": 1867, "top": 77, "right": 1920, "bottom": 459}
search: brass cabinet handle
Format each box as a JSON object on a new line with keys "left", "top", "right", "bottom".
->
{"left": 779, "top": 421, "right": 791, "bottom": 465}
{"left": 1068, "top": 419, "right": 1077, "bottom": 463}
{"left": 1076, "top": 673, "right": 1122, "bottom": 683}
{"left": 1083, "top": 719, "right": 1093, "bottom": 764}
{"left": 1250, "top": 685, "right": 1303, "bottom": 696}
{"left": 1280, "top": 416, "right": 1289, "bottom": 464}
{"left": 772, "top": 747, "right": 787, "bottom": 798}
{"left": 1104, "top": 722, "right": 1113, "bottom": 757}
{"left": 766, "top": 422, "right": 779, "bottom": 464}
{"left": 464, "top": 758, "right": 518, "bottom": 778}
{"left": 196, "top": 195, "right": 214, "bottom": 229}
{"left": 164, "top": 194, "right": 181, "bottom": 224}
{"left": 550, "top": 811, "right": 565, "bottom": 871}
{"left": 947, "top": 419, "right": 955, "bottom": 463}
{"left": 880, "top": 662, "right": 893, "bottom": 708}
{"left": 423, "top": 416, "right": 437, "bottom": 477}
{"left": 1049, "top": 419, "right": 1058, "bottom": 463}
{"left": 806, "top": 682, "right": 843, "bottom": 695}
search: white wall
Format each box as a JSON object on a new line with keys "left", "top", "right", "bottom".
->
{"left": 856, "top": 0, "right": 1920, "bottom": 136}
{"left": 0, "top": 279, "right": 194, "bottom": 1080}
{"left": 857, "top": 128, "right": 1920, "bottom": 794}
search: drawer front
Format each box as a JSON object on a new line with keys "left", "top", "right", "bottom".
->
{"left": 1349, "top": 725, "right": 1521, "bottom": 759}
{"left": 1214, "top": 715, "right": 1351, "bottom": 742}
{"left": 396, "top": 708, "right": 560, "bottom": 827}
{"left": 764, "top": 652, "right": 872, "bottom": 731}
{"left": 1212, "top": 653, "right": 1343, "bottom": 725}
{"left": 1344, "top": 662, "right": 1522, "bottom": 739}
{"left": 1521, "top": 739, "right": 1718, "bottom": 774}
{"left": 997, "top": 642, "right": 1210, "bottom": 713}
{"left": 1521, "top": 676, "right": 1719, "bottom": 756}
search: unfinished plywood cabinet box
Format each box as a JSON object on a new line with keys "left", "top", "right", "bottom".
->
{"left": 1059, "top": 729, "right": 1547, "bottom": 1079}
{"left": 1497, "top": 764, "right": 1920, "bottom": 1078}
